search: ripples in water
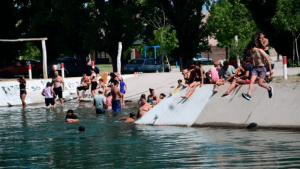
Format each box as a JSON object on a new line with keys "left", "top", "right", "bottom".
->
{"left": 0, "top": 102, "right": 300, "bottom": 168}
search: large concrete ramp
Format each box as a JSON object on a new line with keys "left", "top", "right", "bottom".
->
{"left": 193, "top": 83, "right": 300, "bottom": 128}
{"left": 135, "top": 83, "right": 300, "bottom": 129}
{"left": 135, "top": 85, "right": 214, "bottom": 126}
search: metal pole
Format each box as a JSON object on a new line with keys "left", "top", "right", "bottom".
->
{"left": 117, "top": 42, "right": 122, "bottom": 75}
{"left": 42, "top": 40, "right": 48, "bottom": 79}
{"left": 283, "top": 56, "right": 287, "bottom": 80}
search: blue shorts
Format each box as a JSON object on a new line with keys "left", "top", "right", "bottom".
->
{"left": 112, "top": 99, "right": 121, "bottom": 111}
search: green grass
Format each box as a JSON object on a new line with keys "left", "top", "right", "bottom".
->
{"left": 95, "top": 64, "right": 113, "bottom": 75}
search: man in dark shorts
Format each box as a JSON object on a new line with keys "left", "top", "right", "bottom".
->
{"left": 65, "top": 109, "right": 79, "bottom": 123}
{"left": 111, "top": 81, "right": 123, "bottom": 112}
{"left": 52, "top": 70, "right": 65, "bottom": 106}
{"left": 77, "top": 73, "right": 91, "bottom": 99}
{"left": 242, "top": 41, "right": 273, "bottom": 100}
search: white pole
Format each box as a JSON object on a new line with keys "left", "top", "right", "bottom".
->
{"left": 283, "top": 56, "right": 287, "bottom": 80}
{"left": 235, "top": 35, "right": 240, "bottom": 67}
{"left": 61, "top": 63, "right": 65, "bottom": 78}
{"left": 28, "top": 64, "right": 32, "bottom": 80}
{"left": 42, "top": 40, "right": 48, "bottom": 79}
{"left": 117, "top": 42, "right": 122, "bottom": 74}
{"left": 92, "top": 61, "right": 95, "bottom": 69}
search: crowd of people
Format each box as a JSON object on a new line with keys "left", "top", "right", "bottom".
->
{"left": 177, "top": 32, "right": 274, "bottom": 100}
{"left": 16, "top": 32, "right": 274, "bottom": 125}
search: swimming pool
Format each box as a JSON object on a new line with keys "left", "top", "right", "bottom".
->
{"left": 0, "top": 101, "right": 300, "bottom": 168}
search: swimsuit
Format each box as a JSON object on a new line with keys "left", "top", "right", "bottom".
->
{"left": 112, "top": 99, "right": 121, "bottom": 111}
{"left": 19, "top": 83, "right": 27, "bottom": 95}
{"left": 91, "top": 73, "right": 97, "bottom": 91}
{"left": 148, "top": 98, "right": 153, "bottom": 105}
{"left": 120, "top": 81, "right": 126, "bottom": 94}
{"left": 53, "top": 86, "right": 63, "bottom": 99}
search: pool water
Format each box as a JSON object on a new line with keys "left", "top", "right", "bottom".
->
{"left": 1, "top": 101, "right": 300, "bottom": 168}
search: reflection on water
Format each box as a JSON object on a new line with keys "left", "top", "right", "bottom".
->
{"left": 1, "top": 101, "right": 300, "bottom": 168}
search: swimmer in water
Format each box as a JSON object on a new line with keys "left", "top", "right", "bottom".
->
{"left": 115, "top": 113, "right": 136, "bottom": 123}
{"left": 65, "top": 109, "right": 79, "bottom": 123}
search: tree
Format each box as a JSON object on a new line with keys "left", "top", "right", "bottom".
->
{"left": 272, "top": 0, "right": 300, "bottom": 62}
{"left": 143, "top": 0, "right": 210, "bottom": 69}
{"left": 21, "top": 42, "right": 41, "bottom": 60}
{"left": 89, "top": 0, "right": 143, "bottom": 72}
{"left": 207, "top": 0, "right": 258, "bottom": 60}
{"left": 148, "top": 26, "right": 179, "bottom": 60}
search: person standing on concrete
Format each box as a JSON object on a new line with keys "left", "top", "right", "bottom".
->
{"left": 137, "top": 98, "right": 152, "bottom": 119}
{"left": 77, "top": 73, "right": 91, "bottom": 100}
{"left": 17, "top": 76, "right": 27, "bottom": 107}
{"left": 90, "top": 69, "right": 98, "bottom": 97}
{"left": 52, "top": 70, "right": 65, "bottom": 106}
{"left": 111, "top": 81, "right": 123, "bottom": 112}
{"left": 242, "top": 41, "right": 273, "bottom": 100}
{"left": 93, "top": 89, "right": 106, "bottom": 114}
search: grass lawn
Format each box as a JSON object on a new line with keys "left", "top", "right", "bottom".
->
{"left": 95, "top": 64, "right": 113, "bottom": 75}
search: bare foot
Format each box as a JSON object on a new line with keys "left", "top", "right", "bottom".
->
{"left": 53, "top": 104, "right": 56, "bottom": 108}
{"left": 222, "top": 92, "right": 229, "bottom": 97}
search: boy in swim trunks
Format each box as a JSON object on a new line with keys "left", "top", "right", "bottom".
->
{"left": 111, "top": 80, "right": 123, "bottom": 111}
{"left": 242, "top": 40, "right": 273, "bottom": 100}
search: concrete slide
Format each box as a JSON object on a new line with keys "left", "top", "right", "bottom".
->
{"left": 135, "top": 85, "right": 214, "bottom": 126}
{"left": 135, "top": 83, "right": 300, "bottom": 129}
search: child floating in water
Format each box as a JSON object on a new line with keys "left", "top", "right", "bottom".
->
{"left": 41, "top": 82, "right": 56, "bottom": 108}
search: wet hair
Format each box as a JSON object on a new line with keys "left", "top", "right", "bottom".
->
{"left": 110, "top": 72, "right": 117, "bottom": 78}
{"left": 91, "top": 69, "right": 95, "bottom": 72}
{"left": 129, "top": 113, "right": 135, "bottom": 118}
{"left": 113, "top": 80, "right": 119, "bottom": 85}
{"left": 46, "top": 82, "right": 52, "bottom": 87}
{"left": 67, "top": 109, "right": 73, "bottom": 114}
{"left": 160, "top": 93, "right": 166, "bottom": 97}
{"left": 79, "top": 126, "right": 85, "bottom": 132}
{"left": 99, "top": 78, "right": 104, "bottom": 82}
{"left": 140, "top": 94, "right": 146, "bottom": 100}
{"left": 178, "top": 79, "right": 182, "bottom": 83}
{"left": 98, "top": 90, "right": 103, "bottom": 94}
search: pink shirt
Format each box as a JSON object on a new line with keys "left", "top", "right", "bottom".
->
{"left": 208, "top": 67, "right": 219, "bottom": 83}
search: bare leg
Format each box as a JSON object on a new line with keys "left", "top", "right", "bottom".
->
{"left": 82, "top": 90, "right": 86, "bottom": 98}
{"left": 60, "top": 98, "right": 64, "bottom": 106}
{"left": 21, "top": 94, "right": 27, "bottom": 107}
{"left": 77, "top": 89, "right": 80, "bottom": 99}
{"left": 121, "top": 95, "right": 125, "bottom": 106}
{"left": 182, "top": 82, "right": 197, "bottom": 98}
{"left": 258, "top": 78, "right": 270, "bottom": 90}
{"left": 248, "top": 75, "right": 258, "bottom": 96}
{"left": 185, "top": 83, "right": 199, "bottom": 98}
{"left": 223, "top": 79, "right": 244, "bottom": 95}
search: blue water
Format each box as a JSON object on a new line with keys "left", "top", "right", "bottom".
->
{"left": 1, "top": 101, "right": 300, "bottom": 168}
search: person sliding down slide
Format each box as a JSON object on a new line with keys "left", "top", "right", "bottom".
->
{"left": 242, "top": 37, "right": 273, "bottom": 101}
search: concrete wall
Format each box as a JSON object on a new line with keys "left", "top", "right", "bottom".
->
{"left": 0, "top": 74, "right": 134, "bottom": 107}
{"left": 135, "top": 83, "right": 300, "bottom": 129}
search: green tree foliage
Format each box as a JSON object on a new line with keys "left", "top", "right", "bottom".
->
{"left": 21, "top": 42, "right": 41, "bottom": 60}
{"left": 272, "top": 0, "right": 300, "bottom": 62}
{"left": 143, "top": 0, "right": 210, "bottom": 69}
{"left": 207, "top": 0, "right": 258, "bottom": 59}
{"left": 87, "top": 0, "right": 143, "bottom": 71}
{"left": 148, "top": 26, "right": 179, "bottom": 59}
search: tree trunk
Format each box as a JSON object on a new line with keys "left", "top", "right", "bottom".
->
{"left": 292, "top": 32, "right": 295, "bottom": 63}
{"left": 295, "top": 34, "right": 299, "bottom": 61}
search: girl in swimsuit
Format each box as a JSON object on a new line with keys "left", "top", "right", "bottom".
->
{"left": 90, "top": 69, "right": 98, "bottom": 97}
{"left": 148, "top": 88, "right": 159, "bottom": 106}
{"left": 17, "top": 76, "right": 27, "bottom": 107}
